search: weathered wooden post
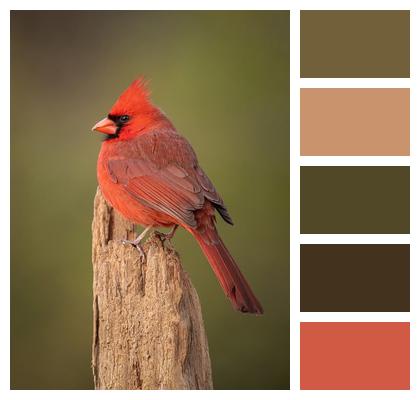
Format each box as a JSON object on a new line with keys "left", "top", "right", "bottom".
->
{"left": 91, "top": 188, "right": 213, "bottom": 389}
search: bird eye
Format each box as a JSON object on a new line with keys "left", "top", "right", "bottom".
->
{"left": 119, "top": 115, "right": 130, "bottom": 124}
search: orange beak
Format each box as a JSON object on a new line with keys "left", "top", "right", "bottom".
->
{"left": 92, "top": 117, "right": 117, "bottom": 134}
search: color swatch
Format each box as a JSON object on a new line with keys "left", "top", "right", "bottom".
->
{"left": 300, "top": 322, "right": 410, "bottom": 390}
{"left": 300, "top": 166, "right": 410, "bottom": 234}
{"left": 300, "top": 11, "right": 410, "bottom": 78}
{"left": 300, "top": 244, "right": 410, "bottom": 312}
{"left": 301, "top": 89, "right": 410, "bottom": 156}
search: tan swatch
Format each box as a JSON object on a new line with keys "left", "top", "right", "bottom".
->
{"left": 301, "top": 88, "right": 410, "bottom": 156}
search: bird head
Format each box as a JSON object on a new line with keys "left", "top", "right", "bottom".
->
{"left": 92, "top": 77, "right": 156, "bottom": 140}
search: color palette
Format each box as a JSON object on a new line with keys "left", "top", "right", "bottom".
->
{"left": 300, "top": 244, "right": 410, "bottom": 312}
{"left": 301, "top": 89, "right": 410, "bottom": 156}
{"left": 300, "top": 323, "right": 410, "bottom": 390}
{"left": 300, "top": 166, "right": 410, "bottom": 234}
{"left": 298, "top": 9, "right": 411, "bottom": 391}
{"left": 300, "top": 10, "right": 410, "bottom": 78}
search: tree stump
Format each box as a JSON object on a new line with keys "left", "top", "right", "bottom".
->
{"left": 91, "top": 188, "right": 213, "bottom": 389}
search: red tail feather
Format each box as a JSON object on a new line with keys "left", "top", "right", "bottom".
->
{"left": 193, "top": 229, "right": 263, "bottom": 315}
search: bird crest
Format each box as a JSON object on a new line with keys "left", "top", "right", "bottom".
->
{"left": 110, "top": 76, "right": 152, "bottom": 116}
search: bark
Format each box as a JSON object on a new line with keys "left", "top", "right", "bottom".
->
{"left": 91, "top": 188, "right": 213, "bottom": 389}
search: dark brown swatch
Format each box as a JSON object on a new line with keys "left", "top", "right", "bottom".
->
{"left": 300, "top": 11, "right": 410, "bottom": 78}
{"left": 300, "top": 244, "right": 410, "bottom": 312}
{"left": 300, "top": 167, "right": 410, "bottom": 234}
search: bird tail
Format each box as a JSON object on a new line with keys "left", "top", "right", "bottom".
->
{"left": 192, "top": 227, "right": 264, "bottom": 315}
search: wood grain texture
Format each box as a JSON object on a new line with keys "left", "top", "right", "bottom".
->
{"left": 91, "top": 188, "right": 213, "bottom": 389}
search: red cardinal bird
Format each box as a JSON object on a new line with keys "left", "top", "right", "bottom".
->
{"left": 92, "top": 78, "right": 263, "bottom": 314}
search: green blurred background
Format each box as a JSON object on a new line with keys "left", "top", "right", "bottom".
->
{"left": 11, "top": 11, "right": 289, "bottom": 389}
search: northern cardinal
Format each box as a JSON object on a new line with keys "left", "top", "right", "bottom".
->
{"left": 92, "top": 78, "right": 263, "bottom": 314}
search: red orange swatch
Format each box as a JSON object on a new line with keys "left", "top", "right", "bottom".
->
{"left": 300, "top": 322, "right": 410, "bottom": 390}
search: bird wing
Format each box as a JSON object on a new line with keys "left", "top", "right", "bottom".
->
{"left": 107, "top": 131, "right": 233, "bottom": 228}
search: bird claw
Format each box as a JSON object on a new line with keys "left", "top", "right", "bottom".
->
{"left": 155, "top": 225, "right": 178, "bottom": 244}
{"left": 135, "top": 245, "right": 146, "bottom": 263}
{"left": 120, "top": 226, "right": 152, "bottom": 262}
{"left": 155, "top": 231, "right": 171, "bottom": 242}
{"left": 121, "top": 239, "right": 147, "bottom": 262}
{"left": 120, "top": 225, "right": 177, "bottom": 261}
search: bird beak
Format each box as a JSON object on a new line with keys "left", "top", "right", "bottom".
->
{"left": 92, "top": 117, "right": 117, "bottom": 134}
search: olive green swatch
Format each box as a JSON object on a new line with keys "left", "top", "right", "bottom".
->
{"left": 301, "top": 244, "right": 410, "bottom": 312}
{"left": 300, "top": 10, "right": 410, "bottom": 78}
{"left": 300, "top": 167, "right": 410, "bottom": 234}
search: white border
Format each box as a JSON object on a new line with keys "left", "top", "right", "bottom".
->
{"left": 289, "top": 6, "right": 300, "bottom": 393}
{"left": 300, "top": 234, "right": 411, "bottom": 244}
{"left": 2, "top": 0, "right": 10, "bottom": 397}
{"left": 2, "top": 1, "right": 419, "bottom": 399}
{"left": 300, "top": 157, "right": 411, "bottom": 166}
{"left": 300, "top": 78, "right": 410, "bottom": 88}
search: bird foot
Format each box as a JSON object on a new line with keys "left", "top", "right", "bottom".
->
{"left": 120, "top": 225, "right": 152, "bottom": 263}
{"left": 155, "top": 225, "right": 179, "bottom": 244}
{"left": 121, "top": 239, "right": 147, "bottom": 262}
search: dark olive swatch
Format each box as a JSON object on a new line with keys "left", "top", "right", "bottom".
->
{"left": 300, "top": 244, "right": 410, "bottom": 312}
{"left": 300, "top": 10, "right": 410, "bottom": 77}
{"left": 300, "top": 167, "right": 410, "bottom": 234}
